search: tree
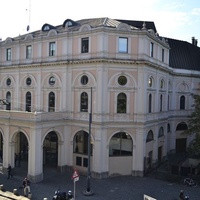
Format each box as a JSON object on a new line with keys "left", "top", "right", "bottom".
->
{"left": 184, "top": 94, "right": 200, "bottom": 159}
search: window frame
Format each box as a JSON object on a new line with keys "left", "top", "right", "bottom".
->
{"left": 6, "top": 48, "right": 11, "bottom": 61}
{"left": 118, "top": 37, "right": 128, "bottom": 53}
{"left": 117, "top": 92, "right": 127, "bottom": 113}
{"left": 49, "top": 42, "right": 56, "bottom": 56}
{"left": 150, "top": 42, "right": 154, "bottom": 57}
{"left": 26, "top": 45, "right": 32, "bottom": 59}
{"left": 81, "top": 37, "right": 89, "bottom": 53}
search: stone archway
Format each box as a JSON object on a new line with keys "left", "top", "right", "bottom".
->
{"left": 43, "top": 131, "right": 58, "bottom": 168}
{"left": 13, "top": 131, "right": 29, "bottom": 176}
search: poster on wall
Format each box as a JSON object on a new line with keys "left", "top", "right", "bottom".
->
{"left": 144, "top": 194, "right": 157, "bottom": 200}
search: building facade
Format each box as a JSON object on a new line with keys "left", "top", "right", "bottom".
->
{"left": 0, "top": 18, "right": 199, "bottom": 182}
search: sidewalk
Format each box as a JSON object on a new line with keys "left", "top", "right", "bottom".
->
{"left": 0, "top": 164, "right": 199, "bottom": 200}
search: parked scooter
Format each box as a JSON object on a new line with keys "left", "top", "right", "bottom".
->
{"left": 52, "top": 189, "right": 74, "bottom": 200}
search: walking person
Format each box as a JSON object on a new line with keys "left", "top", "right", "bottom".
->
{"left": 7, "top": 164, "right": 13, "bottom": 179}
{"left": 22, "top": 177, "right": 31, "bottom": 197}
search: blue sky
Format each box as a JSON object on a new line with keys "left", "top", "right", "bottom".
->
{"left": 0, "top": 0, "right": 200, "bottom": 46}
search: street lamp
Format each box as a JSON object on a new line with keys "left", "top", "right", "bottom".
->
{"left": 83, "top": 87, "right": 94, "bottom": 196}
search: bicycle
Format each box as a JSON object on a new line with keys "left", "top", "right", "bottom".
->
{"left": 182, "top": 177, "right": 198, "bottom": 187}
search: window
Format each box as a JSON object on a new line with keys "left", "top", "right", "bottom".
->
{"left": 6, "top": 78, "right": 11, "bottom": 86}
{"left": 118, "top": 37, "right": 128, "bottom": 53}
{"left": 150, "top": 42, "right": 154, "bottom": 57}
{"left": 118, "top": 76, "right": 127, "bottom": 86}
{"left": 158, "top": 127, "right": 164, "bottom": 138}
{"left": 6, "top": 91, "right": 11, "bottom": 110}
{"left": 148, "top": 77, "right": 153, "bottom": 87}
{"left": 160, "top": 94, "right": 163, "bottom": 112}
{"left": 25, "top": 92, "right": 31, "bottom": 112}
{"left": 148, "top": 94, "right": 152, "bottom": 113}
{"left": 146, "top": 130, "right": 154, "bottom": 142}
{"left": 162, "top": 49, "right": 164, "bottom": 62}
{"left": 160, "top": 79, "right": 164, "bottom": 89}
{"left": 80, "top": 92, "right": 88, "bottom": 112}
{"left": 81, "top": 38, "right": 89, "bottom": 53}
{"left": 26, "top": 45, "right": 32, "bottom": 59}
{"left": 81, "top": 75, "right": 88, "bottom": 85}
{"left": 109, "top": 132, "right": 132, "bottom": 156}
{"left": 26, "top": 77, "right": 32, "bottom": 86}
{"left": 48, "top": 92, "right": 55, "bottom": 112}
{"left": 49, "top": 42, "right": 56, "bottom": 56}
{"left": 167, "top": 123, "right": 170, "bottom": 133}
{"left": 180, "top": 95, "right": 185, "bottom": 110}
{"left": 49, "top": 76, "right": 55, "bottom": 85}
{"left": 6, "top": 48, "right": 11, "bottom": 61}
{"left": 176, "top": 122, "right": 188, "bottom": 131}
{"left": 73, "top": 130, "right": 92, "bottom": 155}
{"left": 117, "top": 93, "right": 127, "bottom": 113}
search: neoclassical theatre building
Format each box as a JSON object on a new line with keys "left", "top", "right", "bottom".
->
{"left": 0, "top": 17, "right": 200, "bottom": 182}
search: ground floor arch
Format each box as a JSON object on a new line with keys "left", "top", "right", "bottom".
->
{"left": 43, "top": 131, "right": 58, "bottom": 167}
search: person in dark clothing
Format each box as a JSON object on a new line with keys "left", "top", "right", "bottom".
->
{"left": 179, "top": 190, "right": 185, "bottom": 200}
{"left": 22, "top": 177, "right": 31, "bottom": 197}
{"left": 7, "top": 164, "right": 13, "bottom": 179}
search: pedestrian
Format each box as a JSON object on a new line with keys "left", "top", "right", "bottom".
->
{"left": 7, "top": 164, "right": 13, "bottom": 179}
{"left": 179, "top": 190, "right": 185, "bottom": 200}
{"left": 22, "top": 177, "right": 31, "bottom": 197}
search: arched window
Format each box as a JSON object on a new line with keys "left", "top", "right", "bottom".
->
{"left": 6, "top": 91, "right": 11, "bottom": 110}
{"left": 109, "top": 132, "right": 132, "bottom": 156}
{"left": 146, "top": 130, "right": 154, "bottom": 142}
{"left": 160, "top": 94, "right": 163, "bottom": 112}
{"left": 117, "top": 92, "right": 127, "bottom": 113}
{"left": 176, "top": 122, "right": 188, "bottom": 131}
{"left": 148, "top": 77, "right": 153, "bottom": 87}
{"left": 48, "top": 92, "right": 55, "bottom": 112}
{"left": 80, "top": 92, "right": 88, "bottom": 112}
{"left": 25, "top": 92, "right": 31, "bottom": 112}
{"left": 73, "top": 130, "right": 92, "bottom": 155}
{"left": 148, "top": 94, "right": 152, "bottom": 113}
{"left": 158, "top": 127, "right": 164, "bottom": 138}
{"left": 180, "top": 95, "right": 185, "bottom": 110}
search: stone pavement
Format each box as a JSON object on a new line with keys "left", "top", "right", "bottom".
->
{"left": 0, "top": 166, "right": 200, "bottom": 200}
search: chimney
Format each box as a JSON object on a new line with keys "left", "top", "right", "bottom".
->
{"left": 192, "top": 37, "right": 198, "bottom": 46}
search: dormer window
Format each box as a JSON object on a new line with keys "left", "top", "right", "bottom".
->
{"left": 44, "top": 26, "right": 50, "bottom": 31}
{"left": 42, "top": 23, "right": 55, "bottom": 32}
{"left": 65, "top": 21, "right": 72, "bottom": 27}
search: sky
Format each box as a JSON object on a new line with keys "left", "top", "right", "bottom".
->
{"left": 0, "top": 0, "right": 200, "bottom": 46}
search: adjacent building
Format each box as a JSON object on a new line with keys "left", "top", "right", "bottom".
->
{"left": 0, "top": 17, "right": 199, "bottom": 182}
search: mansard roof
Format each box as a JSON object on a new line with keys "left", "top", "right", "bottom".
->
{"left": 166, "top": 38, "right": 200, "bottom": 71}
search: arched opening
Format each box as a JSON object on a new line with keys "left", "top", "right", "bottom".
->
{"left": 176, "top": 122, "right": 188, "bottom": 153}
{"left": 43, "top": 131, "right": 58, "bottom": 168}
{"left": 73, "top": 130, "right": 92, "bottom": 170}
{"left": 109, "top": 132, "right": 133, "bottom": 176}
{"left": 13, "top": 132, "right": 29, "bottom": 176}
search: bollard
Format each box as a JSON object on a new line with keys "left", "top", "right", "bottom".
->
{"left": 13, "top": 188, "right": 18, "bottom": 195}
{"left": 43, "top": 198, "right": 48, "bottom": 200}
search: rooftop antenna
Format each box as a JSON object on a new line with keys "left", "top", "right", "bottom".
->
{"left": 26, "top": 0, "right": 31, "bottom": 32}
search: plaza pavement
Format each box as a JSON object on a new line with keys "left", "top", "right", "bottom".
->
{"left": 0, "top": 165, "right": 199, "bottom": 200}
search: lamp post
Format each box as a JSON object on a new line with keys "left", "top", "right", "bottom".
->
{"left": 83, "top": 87, "right": 94, "bottom": 196}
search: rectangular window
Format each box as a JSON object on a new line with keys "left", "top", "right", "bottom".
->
{"left": 118, "top": 37, "right": 128, "bottom": 53}
{"left": 81, "top": 37, "right": 89, "bottom": 53}
{"left": 6, "top": 48, "right": 11, "bottom": 61}
{"left": 26, "top": 45, "right": 32, "bottom": 59}
{"left": 49, "top": 42, "right": 56, "bottom": 56}
{"left": 150, "top": 42, "right": 154, "bottom": 57}
{"left": 162, "top": 49, "right": 164, "bottom": 62}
